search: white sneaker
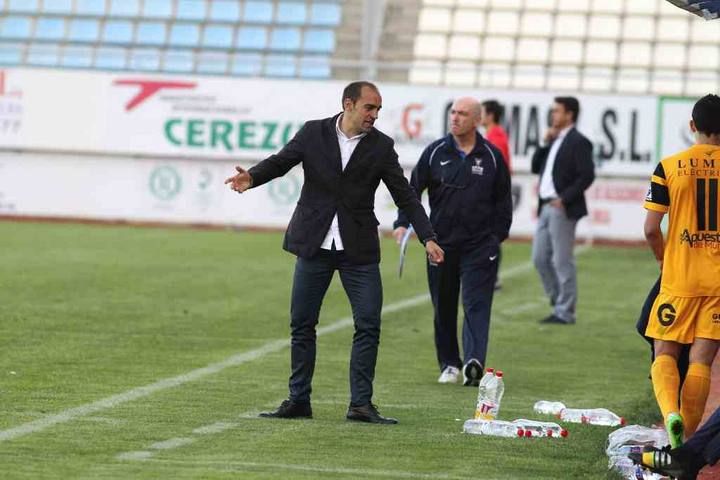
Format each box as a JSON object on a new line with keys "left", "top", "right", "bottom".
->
{"left": 437, "top": 366, "right": 460, "bottom": 384}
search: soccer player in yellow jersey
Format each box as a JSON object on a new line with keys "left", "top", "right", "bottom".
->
{"left": 644, "top": 94, "right": 720, "bottom": 449}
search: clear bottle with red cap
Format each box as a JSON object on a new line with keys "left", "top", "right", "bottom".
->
{"left": 512, "top": 419, "right": 568, "bottom": 438}
{"left": 559, "top": 407, "right": 625, "bottom": 427}
{"left": 474, "top": 369, "right": 505, "bottom": 420}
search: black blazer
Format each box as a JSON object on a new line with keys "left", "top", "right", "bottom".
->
{"left": 248, "top": 114, "right": 436, "bottom": 264}
{"left": 531, "top": 127, "right": 595, "bottom": 220}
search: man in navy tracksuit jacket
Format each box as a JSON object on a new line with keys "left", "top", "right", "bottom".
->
{"left": 394, "top": 97, "right": 512, "bottom": 386}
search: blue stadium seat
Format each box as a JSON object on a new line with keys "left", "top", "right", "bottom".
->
{"left": 0, "top": 43, "right": 23, "bottom": 65}
{"left": 299, "top": 56, "right": 331, "bottom": 78}
{"left": 95, "top": 47, "right": 127, "bottom": 69}
{"left": 202, "top": 25, "right": 233, "bottom": 48}
{"left": 303, "top": 29, "right": 334, "bottom": 52}
{"left": 8, "top": 0, "right": 38, "bottom": 13}
{"left": 0, "top": 16, "right": 32, "bottom": 40}
{"left": 169, "top": 23, "right": 200, "bottom": 46}
{"left": 42, "top": 0, "right": 73, "bottom": 14}
{"left": 231, "top": 53, "right": 263, "bottom": 76}
{"left": 244, "top": 1, "right": 274, "bottom": 23}
{"left": 163, "top": 50, "right": 194, "bottom": 72}
{"left": 265, "top": 54, "right": 296, "bottom": 76}
{"left": 68, "top": 19, "right": 100, "bottom": 42}
{"left": 309, "top": 3, "right": 342, "bottom": 26}
{"left": 76, "top": 0, "right": 107, "bottom": 16}
{"left": 237, "top": 26, "right": 267, "bottom": 49}
{"left": 129, "top": 48, "right": 161, "bottom": 71}
{"left": 270, "top": 28, "right": 301, "bottom": 51}
{"left": 109, "top": 0, "right": 140, "bottom": 17}
{"left": 277, "top": 2, "right": 307, "bottom": 25}
{"left": 103, "top": 20, "right": 134, "bottom": 44}
{"left": 35, "top": 18, "right": 66, "bottom": 41}
{"left": 176, "top": 0, "right": 207, "bottom": 21}
{"left": 136, "top": 22, "right": 166, "bottom": 45}
{"left": 27, "top": 44, "right": 59, "bottom": 66}
{"left": 197, "top": 52, "right": 229, "bottom": 73}
{"left": 143, "top": 0, "right": 173, "bottom": 19}
{"left": 210, "top": 0, "right": 241, "bottom": 22}
{"left": 61, "top": 47, "right": 93, "bottom": 67}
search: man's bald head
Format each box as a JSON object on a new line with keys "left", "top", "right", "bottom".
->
{"left": 449, "top": 97, "right": 482, "bottom": 139}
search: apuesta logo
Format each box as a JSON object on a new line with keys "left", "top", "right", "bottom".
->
{"left": 113, "top": 78, "right": 196, "bottom": 111}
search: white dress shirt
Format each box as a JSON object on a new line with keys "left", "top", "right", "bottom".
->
{"left": 320, "top": 115, "right": 367, "bottom": 250}
{"left": 538, "top": 125, "right": 573, "bottom": 200}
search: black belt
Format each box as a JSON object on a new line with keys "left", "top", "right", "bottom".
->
{"left": 539, "top": 197, "right": 557, "bottom": 207}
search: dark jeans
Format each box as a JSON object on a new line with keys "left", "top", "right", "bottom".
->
{"left": 288, "top": 249, "right": 382, "bottom": 406}
{"left": 427, "top": 242, "right": 498, "bottom": 371}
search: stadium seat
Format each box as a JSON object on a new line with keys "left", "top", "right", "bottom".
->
{"left": 419, "top": 8, "right": 452, "bottom": 32}
{"left": 109, "top": 0, "right": 140, "bottom": 17}
{"left": 129, "top": 48, "right": 161, "bottom": 71}
{"left": 444, "top": 61, "right": 476, "bottom": 86}
{"left": 163, "top": 49, "right": 194, "bottom": 72}
{"left": 76, "top": 0, "right": 107, "bottom": 16}
{"left": 619, "top": 41, "right": 652, "bottom": 67}
{"left": 487, "top": 11, "right": 519, "bottom": 35}
{"left": 35, "top": 18, "right": 66, "bottom": 41}
{"left": 0, "top": 42, "right": 23, "bottom": 65}
{"left": 202, "top": 25, "right": 233, "bottom": 48}
{"left": 27, "top": 44, "right": 60, "bottom": 66}
{"left": 414, "top": 33, "right": 447, "bottom": 59}
{"left": 521, "top": 12, "right": 552, "bottom": 36}
{"left": 142, "top": 0, "right": 173, "bottom": 19}
{"left": 622, "top": 16, "right": 655, "bottom": 41}
{"left": 42, "top": 0, "right": 73, "bottom": 14}
{"left": 7, "top": 0, "right": 38, "bottom": 13}
{"left": 447, "top": 34, "right": 481, "bottom": 60}
{"left": 277, "top": 3, "right": 307, "bottom": 25}
{"left": 270, "top": 28, "right": 302, "bottom": 51}
{"left": 197, "top": 51, "right": 229, "bottom": 73}
{"left": 136, "top": 22, "right": 167, "bottom": 46}
{"left": 588, "top": 15, "right": 621, "bottom": 40}
{"left": 95, "top": 47, "right": 127, "bottom": 69}
{"left": 299, "top": 56, "right": 330, "bottom": 78}
{"left": 210, "top": 0, "right": 241, "bottom": 22}
{"left": 231, "top": 52, "right": 263, "bottom": 76}
{"left": 554, "top": 13, "right": 587, "bottom": 38}
{"left": 237, "top": 26, "right": 268, "bottom": 50}
{"left": 687, "top": 44, "right": 720, "bottom": 69}
{"left": 61, "top": 46, "right": 94, "bottom": 67}
{"left": 585, "top": 41, "right": 617, "bottom": 66}
{"left": 452, "top": 9, "right": 485, "bottom": 33}
{"left": 303, "top": 29, "right": 334, "bottom": 53}
{"left": 265, "top": 54, "right": 296, "bottom": 76}
{"left": 516, "top": 38, "right": 549, "bottom": 63}
{"left": 309, "top": 2, "right": 342, "bottom": 26}
{"left": 168, "top": 23, "right": 200, "bottom": 47}
{"left": 176, "top": 0, "right": 207, "bottom": 21}
{"left": 103, "top": 21, "right": 134, "bottom": 44}
{"left": 0, "top": 16, "right": 32, "bottom": 40}
{"left": 244, "top": 1, "right": 274, "bottom": 23}
{"left": 68, "top": 19, "right": 100, "bottom": 43}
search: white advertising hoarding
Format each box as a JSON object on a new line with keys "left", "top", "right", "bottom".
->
{"left": 2, "top": 68, "right": 662, "bottom": 177}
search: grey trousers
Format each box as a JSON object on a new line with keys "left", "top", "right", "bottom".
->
{"left": 532, "top": 203, "right": 578, "bottom": 323}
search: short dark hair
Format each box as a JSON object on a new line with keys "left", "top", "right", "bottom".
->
{"left": 481, "top": 99, "right": 504, "bottom": 123}
{"left": 341, "top": 81, "right": 379, "bottom": 107}
{"left": 692, "top": 94, "right": 720, "bottom": 136}
{"left": 554, "top": 96, "right": 580, "bottom": 122}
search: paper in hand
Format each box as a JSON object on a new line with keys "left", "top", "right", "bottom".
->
{"left": 398, "top": 225, "right": 415, "bottom": 278}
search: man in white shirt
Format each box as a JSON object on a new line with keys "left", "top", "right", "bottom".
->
{"left": 530, "top": 97, "right": 595, "bottom": 325}
{"left": 225, "top": 81, "right": 444, "bottom": 424}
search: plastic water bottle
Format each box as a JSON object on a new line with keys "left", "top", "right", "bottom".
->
{"left": 512, "top": 419, "right": 568, "bottom": 438}
{"left": 463, "top": 419, "right": 523, "bottom": 438}
{"left": 473, "top": 367, "right": 495, "bottom": 420}
{"left": 475, "top": 370, "right": 504, "bottom": 420}
{"left": 533, "top": 400, "right": 566, "bottom": 416}
{"left": 560, "top": 407, "right": 625, "bottom": 426}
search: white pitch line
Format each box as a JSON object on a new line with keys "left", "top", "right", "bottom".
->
{"left": 0, "top": 248, "right": 591, "bottom": 443}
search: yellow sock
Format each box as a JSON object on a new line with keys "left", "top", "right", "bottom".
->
{"left": 651, "top": 354, "right": 680, "bottom": 420}
{"left": 680, "top": 362, "right": 711, "bottom": 437}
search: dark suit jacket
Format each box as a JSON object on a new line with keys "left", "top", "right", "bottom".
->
{"left": 531, "top": 127, "right": 595, "bottom": 220}
{"left": 248, "top": 114, "right": 436, "bottom": 264}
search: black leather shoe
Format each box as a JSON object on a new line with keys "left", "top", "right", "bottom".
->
{"left": 259, "top": 399, "right": 312, "bottom": 419}
{"left": 346, "top": 404, "right": 398, "bottom": 424}
{"left": 539, "top": 315, "right": 574, "bottom": 325}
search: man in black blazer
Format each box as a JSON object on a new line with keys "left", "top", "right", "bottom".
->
{"left": 225, "top": 81, "right": 444, "bottom": 424}
{"left": 530, "top": 96, "right": 594, "bottom": 325}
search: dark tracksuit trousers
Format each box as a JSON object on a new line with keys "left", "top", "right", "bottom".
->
{"left": 430, "top": 241, "right": 499, "bottom": 371}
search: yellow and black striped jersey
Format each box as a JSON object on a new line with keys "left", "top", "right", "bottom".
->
{"left": 644, "top": 144, "right": 720, "bottom": 297}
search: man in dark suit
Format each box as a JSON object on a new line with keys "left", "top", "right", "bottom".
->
{"left": 530, "top": 96, "right": 594, "bottom": 325}
{"left": 225, "top": 81, "right": 445, "bottom": 424}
